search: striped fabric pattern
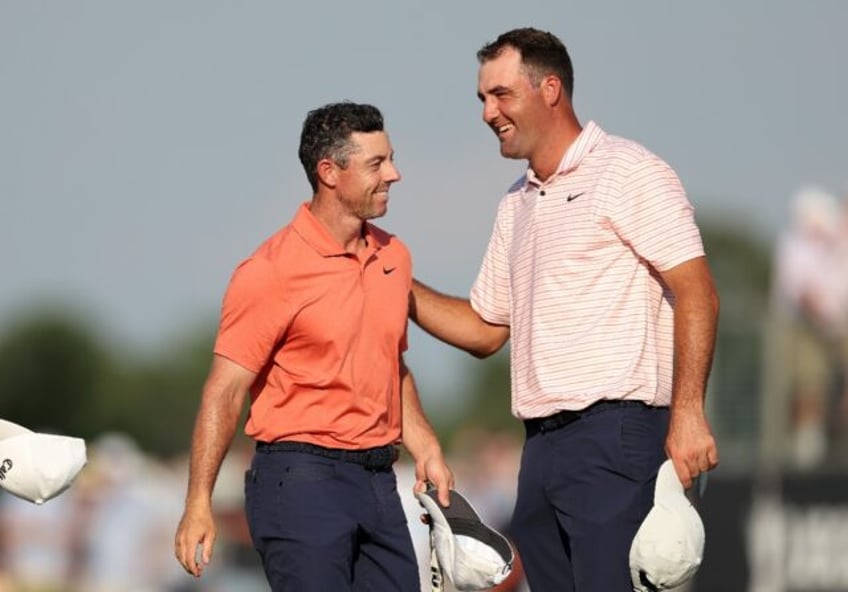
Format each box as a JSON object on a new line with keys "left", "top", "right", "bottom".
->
{"left": 470, "top": 121, "right": 705, "bottom": 419}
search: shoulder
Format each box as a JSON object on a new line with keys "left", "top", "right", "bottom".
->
{"left": 496, "top": 174, "right": 529, "bottom": 212}
{"left": 506, "top": 174, "right": 526, "bottom": 194}
{"left": 224, "top": 225, "right": 297, "bottom": 289}
{"left": 592, "top": 133, "right": 680, "bottom": 185}
{"left": 596, "top": 133, "right": 658, "bottom": 166}
{"left": 252, "top": 223, "right": 297, "bottom": 256}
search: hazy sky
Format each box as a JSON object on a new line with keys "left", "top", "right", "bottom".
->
{"left": 2, "top": 2, "right": 846, "bottom": 408}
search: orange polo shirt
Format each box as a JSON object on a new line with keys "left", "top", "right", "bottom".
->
{"left": 214, "top": 203, "right": 411, "bottom": 449}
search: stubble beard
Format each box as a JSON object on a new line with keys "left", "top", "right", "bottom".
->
{"left": 343, "top": 194, "right": 386, "bottom": 221}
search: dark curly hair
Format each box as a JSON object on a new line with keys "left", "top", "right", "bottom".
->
{"left": 298, "top": 102, "right": 385, "bottom": 192}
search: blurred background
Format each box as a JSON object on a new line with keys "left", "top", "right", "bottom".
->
{"left": 2, "top": 2, "right": 847, "bottom": 591}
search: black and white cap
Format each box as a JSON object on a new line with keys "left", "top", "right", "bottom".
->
{"left": 0, "top": 418, "right": 87, "bottom": 505}
{"left": 416, "top": 488, "right": 514, "bottom": 591}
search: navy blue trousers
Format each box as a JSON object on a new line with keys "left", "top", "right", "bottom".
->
{"left": 512, "top": 402, "right": 669, "bottom": 591}
{"left": 244, "top": 449, "right": 419, "bottom": 592}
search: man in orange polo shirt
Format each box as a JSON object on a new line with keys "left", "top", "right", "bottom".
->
{"left": 174, "top": 102, "right": 453, "bottom": 591}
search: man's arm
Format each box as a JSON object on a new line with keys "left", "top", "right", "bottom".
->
{"left": 399, "top": 355, "right": 454, "bottom": 506}
{"left": 175, "top": 354, "right": 256, "bottom": 578}
{"left": 660, "top": 256, "right": 721, "bottom": 488}
{"left": 410, "top": 279, "right": 510, "bottom": 358}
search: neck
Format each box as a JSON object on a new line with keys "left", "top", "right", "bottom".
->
{"left": 308, "top": 198, "right": 367, "bottom": 254}
{"left": 530, "top": 114, "right": 582, "bottom": 182}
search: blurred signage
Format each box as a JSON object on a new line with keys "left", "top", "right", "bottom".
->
{"left": 692, "top": 472, "right": 848, "bottom": 592}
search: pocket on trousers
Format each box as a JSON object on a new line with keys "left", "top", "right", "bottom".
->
{"left": 252, "top": 453, "right": 337, "bottom": 490}
{"left": 279, "top": 460, "right": 336, "bottom": 484}
{"left": 246, "top": 457, "right": 339, "bottom": 540}
{"left": 244, "top": 468, "right": 259, "bottom": 544}
{"left": 617, "top": 410, "right": 665, "bottom": 480}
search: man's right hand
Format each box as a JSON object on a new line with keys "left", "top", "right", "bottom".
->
{"left": 174, "top": 501, "right": 217, "bottom": 577}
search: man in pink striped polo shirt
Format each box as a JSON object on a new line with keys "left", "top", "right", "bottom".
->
{"left": 411, "top": 28, "right": 720, "bottom": 591}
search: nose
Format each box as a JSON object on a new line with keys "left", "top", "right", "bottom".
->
{"left": 482, "top": 96, "right": 499, "bottom": 125}
{"left": 385, "top": 161, "right": 401, "bottom": 184}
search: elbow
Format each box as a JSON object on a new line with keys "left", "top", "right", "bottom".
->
{"left": 469, "top": 346, "right": 496, "bottom": 359}
{"left": 710, "top": 283, "right": 721, "bottom": 320}
{"left": 467, "top": 333, "right": 507, "bottom": 359}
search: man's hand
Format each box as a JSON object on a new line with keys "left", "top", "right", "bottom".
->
{"left": 413, "top": 452, "right": 455, "bottom": 508}
{"left": 665, "top": 406, "right": 719, "bottom": 489}
{"left": 174, "top": 501, "right": 217, "bottom": 578}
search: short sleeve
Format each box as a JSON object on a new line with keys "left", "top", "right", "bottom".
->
{"left": 607, "top": 155, "right": 705, "bottom": 272}
{"left": 214, "top": 257, "right": 291, "bottom": 373}
{"left": 470, "top": 211, "right": 511, "bottom": 325}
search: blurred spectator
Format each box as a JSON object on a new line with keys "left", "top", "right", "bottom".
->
{"left": 832, "top": 191, "right": 848, "bottom": 459}
{"left": 70, "top": 433, "right": 186, "bottom": 592}
{"left": 1, "top": 433, "right": 221, "bottom": 592}
{"left": 0, "top": 485, "right": 76, "bottom": 591}
{"left": 449, "top": 427, "right": 521, "bottom": 535}
{"left": 770, "top": 187, "right": 848, "bottom": 469}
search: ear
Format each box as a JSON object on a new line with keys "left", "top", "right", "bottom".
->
{"left": 316, "top": 158, "right": 338, "bottom": 189}
{"left": 541, "top": 74, "right": 563, "bottom": 107}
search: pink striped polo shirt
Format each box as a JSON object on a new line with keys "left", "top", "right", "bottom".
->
{"left": 470, "top": 121, "right": 705, "bottom": 419}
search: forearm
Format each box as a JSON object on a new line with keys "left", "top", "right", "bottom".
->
{"left": 670, "top": 278, "right": 719, "bottom": 412}
{"left": 185, "top": 401, "right": 239, "bottom": 506}
{"left": 660, "top": 256, "right": 721, "bottom": 483}
{"left": 410, "top": 279, "right": 509, "bottom": 358}
{"left": 399, "top": 363, "right": 442, "bottom": 461}
{"left": 399, "top": 360, "right": 453, "bottom": 502}
{"left": 185, "top": 359, "right": 251, "bottom": 507}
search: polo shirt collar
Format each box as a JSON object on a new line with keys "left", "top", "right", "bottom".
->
{"left": 525, "top": 120, "right": 606, "bottom": 186}
{"left": 291, "top": 202, "right": 381, "bottom": 258}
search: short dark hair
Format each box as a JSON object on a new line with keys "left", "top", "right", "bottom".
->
{"left": 298, "top": 102, "right": 385, "bottom": 191}
{"left": 477, "top": 28, "right": 574, "bottom": 99}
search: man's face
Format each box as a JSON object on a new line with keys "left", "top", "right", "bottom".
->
{"left": 477, "top": 47, "right": 548, "bottom": 161}
{"left": 334, "top": 131, "right": 400, "bottom": 220}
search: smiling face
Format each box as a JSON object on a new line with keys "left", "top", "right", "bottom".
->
{"left": 477, "top": 47, "right": 550, "bottom": 163}
{"left": 332, "top": 131, "right": 400, "bottom": 221}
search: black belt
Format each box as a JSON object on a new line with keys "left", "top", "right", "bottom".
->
{"left": 255, "top": 440, "right": 399, "bottom": 472}
{"left": 524, "top": 400, "right": 653, "bottom": 436}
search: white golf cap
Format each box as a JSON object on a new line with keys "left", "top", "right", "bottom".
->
{"left": 0, "top": 418, "right": 87, "bottom": 505}
{"left": 416, "top": 488, "right": 514, "bottom": 591}
{"left": 630, "top": 460, "right": 705, "bottom": 591}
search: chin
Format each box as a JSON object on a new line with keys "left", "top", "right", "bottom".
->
{"left": 498, "top": 142, "right": 523, "bottom": 160}
{"left": 366, "top": 206, "right": 388, "bottom": 220}
{"left": 500, "top": 148, "right": 524, "bottom": 160}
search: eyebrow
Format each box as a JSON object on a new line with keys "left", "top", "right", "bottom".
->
{"left": 477, "top": 84, "right": 511, "bottom": 101}
{"left": 365, "top": 151, "right": 393, "bottom": 165}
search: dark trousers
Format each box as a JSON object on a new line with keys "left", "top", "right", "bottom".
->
{"left": 244, "top": 448, "right": 419, "bottom": 591}
{"left": 512, "top": 401, "right": 669, "bottom": 591}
